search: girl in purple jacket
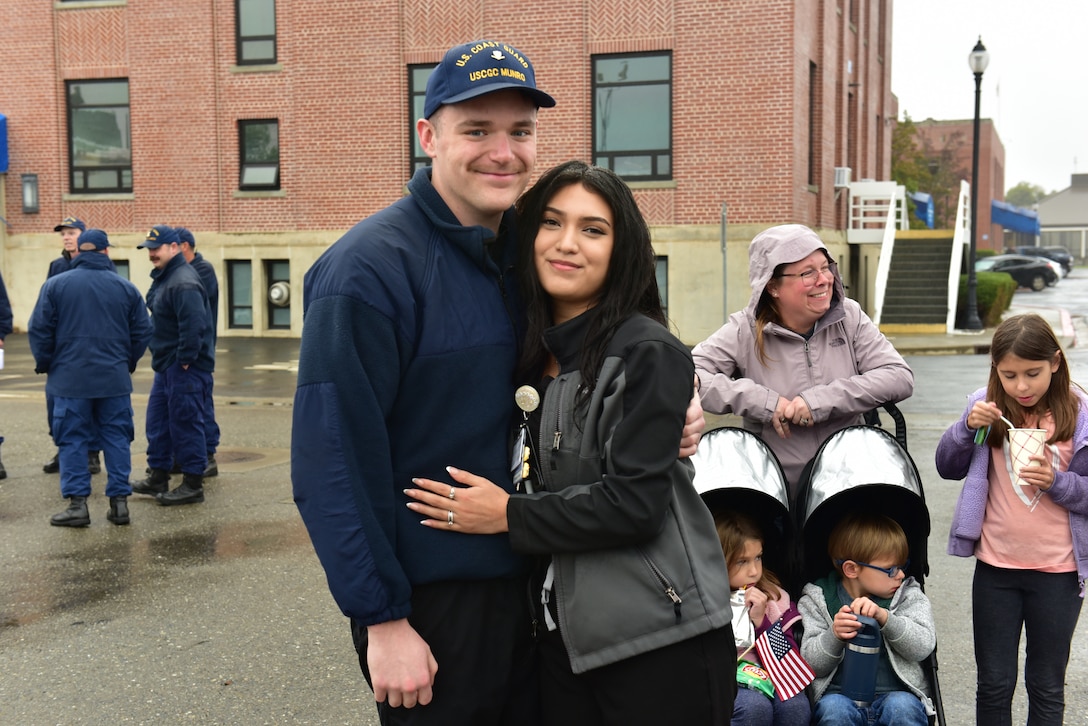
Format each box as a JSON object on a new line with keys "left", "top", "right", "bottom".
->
{"left": 936, "top": 313, "right": 1088, "bottom": 725}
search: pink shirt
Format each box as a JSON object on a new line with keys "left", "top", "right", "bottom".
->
{"left": 977, "top": 411, "right": 1075, "bottom": 572}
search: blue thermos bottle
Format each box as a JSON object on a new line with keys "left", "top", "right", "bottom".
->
{"left": 840, "top": 614, "right": 882, "bottom": 706}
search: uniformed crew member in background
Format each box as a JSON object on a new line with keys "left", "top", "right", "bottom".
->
{"left": 0, "top": 268, "right": 12, "bottom": 480}
{"left": 42, "top": 217, "right": 105, "bottom": 476}
{"left": 177, "top": 227, "right": 220, "bottom": 478}
{"left": 130, "top": 225, "right": 215, "bottom": 506}
{"left": 47, "top": 216, "right": 83, "bottom": 278}
{"left": 29, "top": 229, "right": 152, "bottom": 526}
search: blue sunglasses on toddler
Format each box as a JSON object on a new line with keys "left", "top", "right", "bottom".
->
{"left": 835, "top": 559, "right": 910, "bottom": 578}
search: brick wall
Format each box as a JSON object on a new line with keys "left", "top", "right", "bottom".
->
{"left": 0, "top": 0, "right": 896, "bottom": 339}
{"left": 914, "top": 118, "right": 1006, "bottom": 250}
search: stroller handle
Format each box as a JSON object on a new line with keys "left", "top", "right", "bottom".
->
{"left": 863, "top": 401, "right": 907, "bottom": 450}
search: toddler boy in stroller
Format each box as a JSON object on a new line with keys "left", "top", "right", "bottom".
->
{"left": 799, "top": 512, "right": 935, "bottom": 725}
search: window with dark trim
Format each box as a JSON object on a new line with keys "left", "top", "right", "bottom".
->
{"left": 236, "top": 0, "right": 276, "bottom": 65}
{"left": 409, "top": 64, "right": 434, "bottom": 173}
{"left": 227, "top": 260, "right": 253, "bottom": 329}
{"left": 239, "top": 119, "right": 280, "bottom": 190}
{"left": 265, "top": 259, "right": 291, "bottom": 329}
{"left": 592, "top": 53, "right": 672, "bottom": 181}
{"left": 67, "top": 79, "right": 132, "bottom": 193}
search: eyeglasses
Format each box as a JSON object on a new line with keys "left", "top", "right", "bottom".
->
{"left": 835, "top": 559, "right": 910, "bottom": 578}
{"left": 778, "top": 263, "right": 834, "bottom": 288}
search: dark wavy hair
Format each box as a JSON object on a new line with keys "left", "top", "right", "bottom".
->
{"left": 515, "top": 160, "right": 665, "bottom": 390}
{"left": 985, "top": 313, "right": 1076, "bottom": 446}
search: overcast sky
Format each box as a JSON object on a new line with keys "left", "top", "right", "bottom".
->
{"left": 891, "top": 0, "right": 1087, "bottom": 195}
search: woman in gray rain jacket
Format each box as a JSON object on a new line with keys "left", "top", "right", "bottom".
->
{"left": 692, "top": 224, "right": 913, "bottom": 494}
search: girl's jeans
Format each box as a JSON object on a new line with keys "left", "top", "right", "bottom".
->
{"left": 973, "top": 560, "right": 1082, "bottom": 726}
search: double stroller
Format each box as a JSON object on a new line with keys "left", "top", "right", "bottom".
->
{"left": 691, "top": 404, "right": 946, "bottom": 725}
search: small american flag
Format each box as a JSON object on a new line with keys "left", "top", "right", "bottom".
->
{"left": 754, "top": 620, "right": 815, "bottom": 701}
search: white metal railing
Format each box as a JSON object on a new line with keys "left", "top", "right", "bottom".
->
{"left": 948, "top": 180, "right": 971, "bottom": 332}
{"left": 846, "top": 181, "right": 907, "bottom": 244}
{"left": 848, "top": 181, "right": 906, "bottom": 325}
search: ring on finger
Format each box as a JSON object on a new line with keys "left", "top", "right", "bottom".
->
{"left": 448, "top": 487, "right": 456, "bottom": 500}
{"left": 447, "top": 510, "right": 454, "bottom": 526}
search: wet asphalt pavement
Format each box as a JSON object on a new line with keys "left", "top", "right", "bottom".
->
{"left": 0, "top": 335, "right": 381, "bottom": 725}
{"left": 3, "top": 272, "right": 1088, "bottom": 724}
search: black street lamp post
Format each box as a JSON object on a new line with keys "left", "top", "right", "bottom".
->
{"left": 962, "top": 37, "right": 989, "bottom": 331}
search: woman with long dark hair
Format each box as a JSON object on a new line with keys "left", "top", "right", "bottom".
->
{"left": 406, "top": 160, "right": 735, "bottom": 724}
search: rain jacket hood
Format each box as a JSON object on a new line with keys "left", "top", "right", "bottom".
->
{"left": 746, "top": 224, "right": 846, "bottom": 316}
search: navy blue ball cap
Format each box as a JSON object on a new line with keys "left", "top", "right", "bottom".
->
{"left": 176, "top": 227, "right": 195, "bottom": 247}
{"left": 138, "top": 224, "right": 180, "bottom": 249}
{"left": 423, "top": 40, "right": 556, "bottom": 119}
{"left": 54, "top": 216, "right": 86, "bottom": 232}
{"left": 77, "top": 228, "right": 110, "bottom": 251}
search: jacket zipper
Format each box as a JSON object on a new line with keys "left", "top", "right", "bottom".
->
{"left": 551, "top": 379, "right": 565, "bottom": 453}
{"left": 639, "top": 548, "right": 682, "bottom": 623}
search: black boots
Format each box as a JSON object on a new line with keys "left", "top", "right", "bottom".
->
{"left": 88, "top": 450, "right": 102, "bottom": 475}
{"left": 0, "top": 442, "right": 5, "bottom": 480}
{"left": 107, "top": 496, "right": 130, "bottom": 525}
{"left": 159, "top": 473, "right": 204, "bottom": 506}
{"left": 50, "top": 496, "right": 131, "bottom": 526}
{"left": 42, "top": 451, "right": 101, "bottom": 474}
{"left": 51, "top": 496, "right": 91, "bottom": 527}
{"left": 171, "top": 454, "right": 218, "bottom": 477}
{"left": 132, "top": 468, "right": 170, "bottom": 497}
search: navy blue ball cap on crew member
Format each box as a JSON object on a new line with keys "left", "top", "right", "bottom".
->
{"left": 77, "top": 229, "right": 111, "bottom": 252}
{"left": 175, "top": 227, "right": 195, "bottom": 247}
{"left": 54, "top": 216, "right": 87, "bottom": 232}
{"left": 138, "top": 224, "right": 180, "bottom": 249}
{"left": 423, "top": 40, "right": 556, "bottom": 119}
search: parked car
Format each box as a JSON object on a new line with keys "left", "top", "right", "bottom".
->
{"left": 976, "top": 254, "right": 1059, "bottom": 291}
{"left": 1014, "top": 245, "right": 1074, "bottom": 275}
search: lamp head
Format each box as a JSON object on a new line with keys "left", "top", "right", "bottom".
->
{"left": 969, "top": 36, "right": 989, "bottom": 75}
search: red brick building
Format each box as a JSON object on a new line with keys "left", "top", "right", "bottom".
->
{"left": 0, "top": 0, "right": 895, "bottom": 342}
{"left": 913, "top": 117, "right": 1006, "bottom": 250}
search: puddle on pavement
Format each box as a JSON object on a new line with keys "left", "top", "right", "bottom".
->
{"left": 1, "top": 518, "right": 311, "bottom": 631}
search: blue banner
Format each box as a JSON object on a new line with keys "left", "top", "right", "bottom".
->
{"left": 909, "top": 191, "right": 934, "bottom": 229}
{"left": 991, "top": 199, "right": 1040, "bottom": 235}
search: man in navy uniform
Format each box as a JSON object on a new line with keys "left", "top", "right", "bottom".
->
{"left": 29, "top": 229, "right": 151, "bottom": 526}
{"left": 42, "top": 216, "right": 105, "bottom": 475}
{"left": 177, "top": 227, "right": 220, "bottom": 478}
{"left": 130, "top": 225, "right": 215, "bottom": 506}
{"left": 0, "top": 269, "right": 11, "bottom": 479}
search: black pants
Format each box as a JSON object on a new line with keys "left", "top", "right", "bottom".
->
{"left": 537, "top": 623, "right": 736, "bottom": 726}
{"left": 352, "top": 578, "right": 539, "bottom": 726}
{"left": 973, "top": 560, "right": 1083, "bottom": 726}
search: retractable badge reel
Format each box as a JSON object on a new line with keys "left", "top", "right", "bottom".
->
{"left": 512, "top": 385, "right": 540, "bottom": 493}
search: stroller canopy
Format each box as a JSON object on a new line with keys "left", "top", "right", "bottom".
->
{"left": 798, "top": 425, "right": 930, "bottom": 585}
{"left": 692, "top": 427, "right": 796, "bottom": 588}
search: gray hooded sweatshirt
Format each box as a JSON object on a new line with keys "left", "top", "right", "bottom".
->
{"left": 692, "top": 224, "right": 914, "bottom": 493}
